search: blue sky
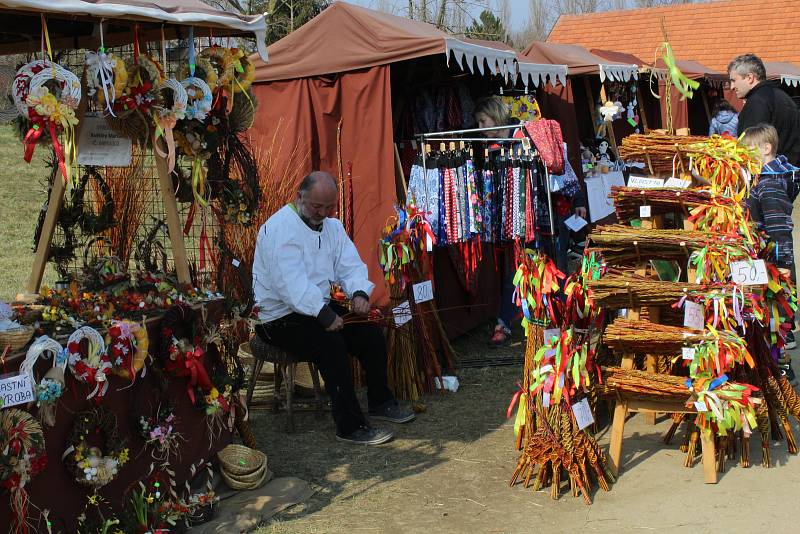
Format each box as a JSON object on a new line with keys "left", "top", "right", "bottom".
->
{"left": 341, "top": 0, "right": 530, "bottom": 32}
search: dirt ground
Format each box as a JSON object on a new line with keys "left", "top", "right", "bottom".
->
{"left": 249, "top": 328, "right": 800, "bottom": 534}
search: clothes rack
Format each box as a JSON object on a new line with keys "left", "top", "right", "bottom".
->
{"left": 416, "top": 126, "right": 556, "bottom": 252}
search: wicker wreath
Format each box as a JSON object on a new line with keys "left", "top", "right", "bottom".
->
{"left": 20, "top": 335, "right": 66, "bottom": 427}
{"left": 1, "top": 409, "right": 47, "bottom": 533}
{"left": 108, "top": 55, "right": 165, "bottom": 144}
{"left": 154, "top": 78, "right": 188, "bottom": 124}
{"left": 199, "top": 46, "right": 235, "bottom": 90}
{"left": 177, "top": 56, "right": 219, "bottom": 93}
{"left": 107, "top": 319, "right": 149, "bottom": 381}
{"left": 67, "top": 326, "right": 112, "bottom": 402}
{"left": 12, "top": 59, "right": 51, "bottom": 117}
{"left": 70, "top": 167, "right": 115, "bottom": 235}
{"left": 64, "top": 406, "right": 129, "bottom": 488}
{"left": 85, "top": 50, "right": 127, "bottom": 113}
{"left": 0, "top": 409, "right": 47, "bottom": 490}
{"left": 181, "top": 76, "right": 213, "bottom": 121}
{"left": 229, "top": 48, "right": 255, "bottom": 93}
{"left": 25, "top": 65, "right": 82, "bottom": 127}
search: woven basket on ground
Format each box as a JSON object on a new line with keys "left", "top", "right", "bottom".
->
{"left": 0, "top": 325, "right": 34, "bottom": 352}
{"left": 217, "top": 444, "right": 266, "bottom": 476}
{"left": 220, "top": 464, "right": 272, "bottom": 491}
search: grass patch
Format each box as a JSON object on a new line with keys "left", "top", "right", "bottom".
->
{"left": 0, "top": 125, "right": 56, "bottom": 300}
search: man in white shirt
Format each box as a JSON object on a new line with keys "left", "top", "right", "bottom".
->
{"left": 253, "top": 171, "right": 415, "bottom": 445}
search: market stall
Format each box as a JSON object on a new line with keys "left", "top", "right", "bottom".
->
{"left": 0, "top": 1, "right": 269, "bottom": 530}
{"left": 248, "top": 1, "right": 567, "bottom": 340}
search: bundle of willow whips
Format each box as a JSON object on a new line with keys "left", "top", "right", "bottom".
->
{"left": 618, "top": 133, "right": 708, "bottom": 175}
{"left": 601, "top": 367, "right": 689, "bottom": 401}
{"left": 603, "top": 319, "right": 705, "bottom": 354}
{"left": 509, "top": 403, "right": 613, "bottom": 505}
{"left": 609, "top": 186, "right": 739, "bottom": 222}
{"left": 587, "top": 275, "right": 742, "bottom": 310}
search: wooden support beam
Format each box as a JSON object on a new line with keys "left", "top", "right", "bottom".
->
{"left": 154, "top": 141, "right": 191, "bottom": 286}
{"left": 20, "top": 82, "right": 89, "bottom": 300}
{"left": 700, "top": 431, "right": 718, "bottom": 483}
{"left": 636, "top": 86, "right": 650, "bottom": 131}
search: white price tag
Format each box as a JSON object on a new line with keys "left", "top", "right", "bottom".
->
{"left": 392, "top": 301, "right": 412, "bottom": 327}
{"left": 729, "top": 259, "right": 768, "bottom": 286}
{"left": 412, "top": 280, "right": 434, "bottom": 303}
{"left": 694, "top": 401, "right": 708, "bottom": 412}
{"left": 683, "top": 300, "right": 705, "bottom": 331}
{"left": 231, "top": 258, "right": 241, "bottom": 268}
{"left": 682, "top": 347, "right": 696, "bottom": 360}
{"left": 0, "top": 373, "right": 35, "bottom": 409}
{"left": 76, "top": 113, "right": 133, "bottom": 167}
{"left": 571, "top": 398, "right": 595, "bottom": 430}
{"left": 639, "top": 205, "right": 652, "bottom": 218}
{"left": 627, "top": 175, "right": 665, "bottom": 189}
{"left": 664, "top": 177, "right": 691, "bottom": 189}
{"left": 542, "top": 392, "right": 551, "bottom": 408}
{"left": 543, "top": 328, "right": 561, "bottom": 343}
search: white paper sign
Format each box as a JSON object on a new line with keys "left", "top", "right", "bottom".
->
{"left": 564, "top": 214, "right": 588, "bottom": 233}
{"left": 392, "top": 301, "right": 412, "bottom": 327}
{"left": 571, "top": 398, "right": 595, "bottom": 430}
{"left": 682, "top": 347, "right": 696, "bottom": 360}
{"left": 0, "top": 373, "right": 35, "bottom": 409}
{"left": 694, "top": 401, "right": 708, "bottom": 412}
{"left": 585, "top": 171, "right": 626, "bottom": 222}
{"left": 627, "top": 175, "right": 665, "bottom": 189}
{"left": 77, "top": 113, "right": 133, "bottom": 167}
{"left": 683, "top": 300, "right": 705, "bottom": 331}
{"left": 412, "top": 280, "right": 434, "bottom": 303}
{"left": 639, "top": 205, "right": 652, "bottom": 218}
{"left": 729, "top": 259, "right": 768, "bottom": 286}
{"left": 664, "top": 177, "right": 691, "bottom": 189}
{"left": 542, "top": 392, "right": 551, "bottom": 408}
{"left": 543, "top": 328, "right": 561, "bottom": 343}
{"left": 231, "top": 258, "right": 241, "bottom": 268}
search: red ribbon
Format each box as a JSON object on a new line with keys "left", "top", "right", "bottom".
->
{"left": 22, "top": 115, "right": 46, "bottom": 162}
{"left": 506, "top": 381, "right": 526, "bottom": 419}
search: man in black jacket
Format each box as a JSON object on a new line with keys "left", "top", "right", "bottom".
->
{"left": 729, "top": 53, "right": 800, "bottom": 165}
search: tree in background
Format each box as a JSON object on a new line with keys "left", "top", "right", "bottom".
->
{"left": 465, "top": 10, "right": 510, "bottom": 44}
{"left": 211, "top": 0, "right": 330, "bottom": 44}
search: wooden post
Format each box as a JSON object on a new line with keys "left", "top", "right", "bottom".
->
{"left": 598, "top": 82, "right": 618, "bottom": 152}
{"left": 583, "top": 77, "right": 603, "bottom": 138}
{"left": 153, "top": 141, "right": 191, "bottom": 286}
{"left": 636, "top": 87, "right": 650, "bottom": 131}
{"left": 700, "top": 431, "right": 718, "bottom": 483}
{"left": 20, "top": 86, "right": 90, "bottom": 300}
{"left": 608, "top": 398, "right": 628, "bottom": 477}
{"left": 393, "top": 143, "right": 408, "bottom": 205}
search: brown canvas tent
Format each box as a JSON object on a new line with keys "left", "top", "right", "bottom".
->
{"left": 520, "top": 42, "right": 641, "bottom": 175}
{"left": 649, "top": 59, "right": 725, "bottom": 133}
{"left": 249, "top": 2, "right": 566, "bottom": 335}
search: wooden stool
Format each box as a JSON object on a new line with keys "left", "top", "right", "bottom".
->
{"left": 246, "top": 335, "right": 325, "bottom": 432}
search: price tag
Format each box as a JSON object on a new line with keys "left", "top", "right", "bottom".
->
{"left": 729, "top": 259, "right": 768, "bottom": 286}
{"left": 683, "top": 300, "right": 704, "bottom": 331}
{"left": 682, "top": 347, "right": 696, "bottom": 360}
{"left": 664, "top": 177, "right": 691, "bottom": 189}
{"left": 571, "top": 398, "right": 595, "bottom": 430}
{"left": 639, "top": 205, "right": 652, "bottom": 218}
{"left": 412, "top": 280, "right": 434, "bottom": 303}
{"left": 627, "top": 175, "right": 665, "bottom": 189}
{"left": 542, "top": 392, "right": 551, "bottom": 408}
{"left": 392, "top": 301, "right": 412, "bottom": 327}
{"left": 0, "top": 373, "right": 34, "bottom": 409}
{"left": 231, "top": 258, "right": 240, "bottom": 268}
{"left": 694, "top": 401, "right": 708, "bottom": 412}
{"left": 543, "top": 328, "right": 561, "bottom": 343}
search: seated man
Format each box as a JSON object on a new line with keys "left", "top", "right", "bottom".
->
{"left": 252, "top": 171, "right": 415, "bottom": 445}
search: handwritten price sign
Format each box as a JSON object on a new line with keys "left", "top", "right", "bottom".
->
{"left": 729, "top": 259, "right": 768, "bottom": 286}
{"left": 412, "top": 280, "right": 434, "bottom": 304}
{"left": 683, "top": 300, "right": 705, "bottom": 331}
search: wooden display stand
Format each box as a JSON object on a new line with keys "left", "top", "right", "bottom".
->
{"left": 605, "top": 211, "right": 718, "bottom": 483}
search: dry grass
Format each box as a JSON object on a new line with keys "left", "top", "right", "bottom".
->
{"left": 0, "top": 125, "right": 56, "bottom": 300}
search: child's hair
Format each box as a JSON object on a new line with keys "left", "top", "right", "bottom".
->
{"left": 741, "top": 123, "right": 779, "bottom": 157}
{"left": 474, "top": 96, "right": 510, "bottom": 126}
{"left": 712, "top": 99, "right": 736, "bottom": 117}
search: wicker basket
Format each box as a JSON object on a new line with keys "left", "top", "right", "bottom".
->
{"left": 217, "top": 444, "right": 266, "bottom": 476}
{"left": 220, "top": 464, "right": 271, "bottom": 491}
{"left": 0, "top": 325, "right": 34, "bottom": 352}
